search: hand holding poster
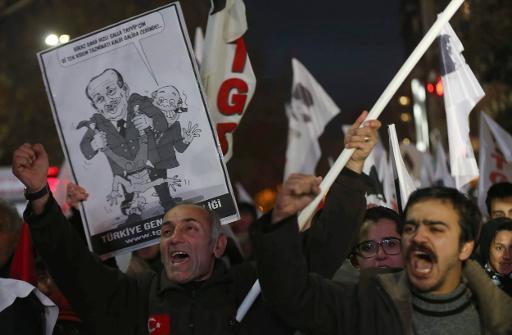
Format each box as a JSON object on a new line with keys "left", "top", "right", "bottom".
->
{"left": 38, "top": 3, "right": 239, "bottom": 258}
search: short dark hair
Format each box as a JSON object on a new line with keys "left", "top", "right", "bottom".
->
{"left": 85, "top": 68, "right": 126, "bottom": 104}
{"left": 485, "top": 182, "right": 512, "bottom": 216}
{"left": 364, "top": 206, "right": 401, "bottom": 229}
{"left": 476, "top": 217, "right": 512, "bottom": 266}
{"left": 353, "top": 206, "right": 402, "bottom": 251}
{"left": 402, "top": 187, "right": 482, "bottom": 244}
{"left": 0, "top": 198, "right": 22, "bottom": 234}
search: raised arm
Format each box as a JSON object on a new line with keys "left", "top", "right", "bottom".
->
{"left": 304, "top": 112, "right": 381, "bottom": 277}
{"left": 12, "top": 144, "right": 143, "bottom": 330}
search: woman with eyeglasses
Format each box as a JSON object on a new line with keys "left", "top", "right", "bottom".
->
{"left": 349, "top": 206, "right": 404, "bottom": 270}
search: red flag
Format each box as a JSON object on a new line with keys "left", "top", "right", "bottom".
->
{"left": 9, "top": 222, "right": 37, "bottom": 286}
{"left": 147, "top": 314, "right": 171, "bottom": 335}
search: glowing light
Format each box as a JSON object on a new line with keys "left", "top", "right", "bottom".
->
{"left": 45, "top": 34, "right": 59, "bottom": 46}
{"left": 59, "top": 34, "right": 70, "bottom": 44}
{"left": 435, "top": 79, "right": 444, "bottom": 96}
{"left": 403, "top": 138, "right": 411, "bottom": 145}
{"left": 427, "top": 83, "right": 435, "bottom": 94}
{"left": 400, "top": 112, "right": 411, "bottom": 122}
{"left": 399, "top": 96, "right": 411, "bottom": 106}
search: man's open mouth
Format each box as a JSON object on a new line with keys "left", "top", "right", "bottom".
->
{"left": 408, "top": 247, "right": 436, "bottom": 276}
{"left": 170, "top": 251, "right": 190, "bottom": 264}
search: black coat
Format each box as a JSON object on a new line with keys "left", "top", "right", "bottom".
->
{"left": 25, "top": 168, "right": 370, "bottom": 335}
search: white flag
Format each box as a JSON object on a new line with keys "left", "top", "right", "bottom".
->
{"left": 201, "top": 0, "right": 256, "bottom": 161}
{"left": 439, "top": 23, "right": 484, "bottom": 190}
{"left": 388, "top": 124, "right": 417, "bottom": 211}
{"left": 477, "top": 113, "right": 512, "bottom": 215}
{"left": 283, "top": 59, "right": 340, "bottom": 179}
{"left": 194, "top": 27, "right": 204, "bottom": 66}
{"left": 284, "top": 104, "right": 322, "bottom": 179}
{"left": 432, "top": 140, "right": 456, "bottom": 188}
{"left": 419, "top": 151, "right": 435, "bottom": 187}
{"left": 235, "top": 181, "right": 254, "bottom": 205}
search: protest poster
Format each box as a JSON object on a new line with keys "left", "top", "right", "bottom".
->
{"left": 38, "top": 3, "right": 239, "bottom": 258}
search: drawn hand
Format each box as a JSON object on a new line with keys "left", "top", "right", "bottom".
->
{"left": 182, "top": 122, "right": 201, "bottom": 144}
{"left": 167, "top": 175, "right": 182, "bottom": 192}
{"left": 91, "top": 131, "right": 107, "bottom": 151}
{"left": 106, "top": 190, "right": 123, "bottom": 206}
{"left": 133, "top": 114, "right": 153, "bottom": 132}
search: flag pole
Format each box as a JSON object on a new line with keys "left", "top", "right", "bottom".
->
{"left": 236, "top": 0, "right": 466, "bottom": 322}
{"left": 297, "top": 0, "right": 465, "bottom": 230}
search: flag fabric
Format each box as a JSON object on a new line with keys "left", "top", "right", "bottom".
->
{"left": 283, "top": 59, "right": 340, "bottom": 179}
{"left": 382, "top": 151, "right": 399, "bottom": 211}
{"left": 439, "top": 23, "right": 485, "bottom": 190}
{"left": 362, "top": 133, "right": 388, "bottom": 207}
{"left": 432, "top": 140, "right": 456, "bottom": 187}
{"left": 477, "top": 113, "right": 512, "bottom": 215}
{"left": 419, "top": 151, "right": 435, "bottom": 187}
{"left": 201, "top": 0, "right": 256, "bottom": 161}
{"left": 9, "top": 223, "right": 37, "bottom": 287}
{"left": 388, "top": 124, "right": 418, "bottom": 212}
{"left": 284, "top": 104, "right": 322, "bottom": 179}
{"left": 194, "top": 27, "right": 204, "bottom": 67}
{"left": 235, "top": 181, "right": 254, "bottom": 205}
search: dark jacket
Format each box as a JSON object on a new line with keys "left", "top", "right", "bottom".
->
{"left": 25, "top": 168, "right": 369, "bottom": 335}
{"left": 252, "top": 214, "right": 512, "bottom": 335}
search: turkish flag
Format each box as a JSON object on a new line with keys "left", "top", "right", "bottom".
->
{"left": 9, "top": 222, "right": 37, "bottom": 286}
{"left": 147, "top": 314, "right": 170, "bottom": 335}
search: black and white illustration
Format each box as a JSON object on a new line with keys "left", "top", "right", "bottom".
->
{"left": 38, "top": 3, "right": 238, "bottom": 258}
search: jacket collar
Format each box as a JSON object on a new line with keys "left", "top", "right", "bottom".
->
{"left": 463, "top": 259, "right": 512, "bottom": 333}
{"left": 157, "top": 259, "right": 231, "bottom": 295}
{"left": 378, "top": 270, "right": 413, "bottom": 334}
{"left": 377, "top": 260, "right": 512, "bottom": 334}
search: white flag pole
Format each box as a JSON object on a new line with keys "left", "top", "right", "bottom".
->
{"left": 235, "top": 0, "right": 465, "bottom": 323}
{"left": 297, "top": 0, "right": 465, "bottom": 230}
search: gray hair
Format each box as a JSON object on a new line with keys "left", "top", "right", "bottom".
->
{"left": 167, "top": 203, "right": 222, "bottom": 240}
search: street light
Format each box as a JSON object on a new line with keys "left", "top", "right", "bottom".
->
{"left": 45, "top": 33, "right": 70, "bottom": 46}
{"left": 45, "top": 34, "right": 59, "bottom": 46}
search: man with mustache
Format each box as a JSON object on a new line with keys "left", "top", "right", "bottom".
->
{"left": 252, "top": 187, "right": 512, "bottom": 334}
{"left": 80, "top": 68, "right": 176, "bottom": 217}
{"left": 11, "top": 111, "right": 380, "bottom": 334}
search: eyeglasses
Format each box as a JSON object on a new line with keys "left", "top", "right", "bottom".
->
{"left": 353, "top": 237, "right": 401, "bottom": 258}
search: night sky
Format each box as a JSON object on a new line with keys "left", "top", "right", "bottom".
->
{"left": 228, "top": 0, "right": 407, "bottom": 192}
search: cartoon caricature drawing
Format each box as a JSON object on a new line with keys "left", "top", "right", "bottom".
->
{"left": 78, "top": 71, "right": 201, "bottom": 226}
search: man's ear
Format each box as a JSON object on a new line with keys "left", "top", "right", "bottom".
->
{"left": 213, "top": 234, "right": 228, "bottom": 258}
{"left": 459, "top": 240, "right": 475, "bottom": 261}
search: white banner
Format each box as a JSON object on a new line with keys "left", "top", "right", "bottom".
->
{"left": 388, "top": 124, "right": 417, "bottom": 211}
{"left": 284, "top": 58, "right": 340, "bottom": 179}
{"left": 477, "top": 113, "right": 512, "bottom": 215}
{"left": 201, "top": 0, "right": 256, "bottom": 161}
{"left": 439, "top": 23, "right": 484, "bottom": 190}
{"left": 38, "top": 3, "right": 238, "bottom": 258}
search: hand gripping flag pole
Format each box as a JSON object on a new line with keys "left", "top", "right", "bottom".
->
{"left": 235, "top": 0, "right": 466, "bottom": 323}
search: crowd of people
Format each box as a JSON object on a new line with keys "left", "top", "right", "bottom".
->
{"left": 2, "top": 111, "right": 512, "bottom": 334}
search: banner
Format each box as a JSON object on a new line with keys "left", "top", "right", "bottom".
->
{"left": 388, "top": 124, "right": 417, "bottom": 211}
{"left": 439, "top": 23, "right": 484, "bottom": 190}
{"left": 38, "top": 3, "right": 238, "bottom": 258}
{"left": 477, "top": 113, "right": 512, "bottom": 215}
{"left": 284, "top": 58, "right": 340, "bottom": 179}
{"left": 201, "top": 0, "right": 256, "bottom": 161}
